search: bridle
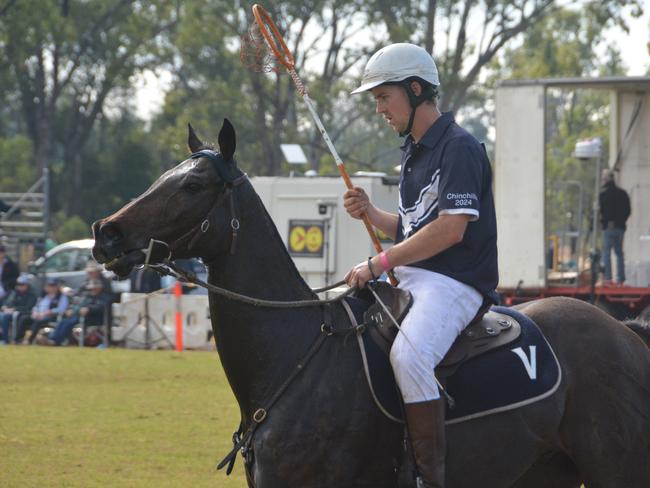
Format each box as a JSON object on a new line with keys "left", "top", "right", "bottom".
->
{"left": 140, "top": 176, "right": 246, "bottom": 267}
{"left": 136, "top": 153, "right": 351, "bottom": 306}
{"left": 140, "top": 150, "right": 248, "bottom": 267}
{"left": 169, "top": 174, "right": 246, "bottom": 260}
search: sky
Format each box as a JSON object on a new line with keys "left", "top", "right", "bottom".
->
{"left": 618, "top": 5, "right": 650, "bottom": 75}
{"left": 133, "top": 5, "right": 650, "bottom": 120}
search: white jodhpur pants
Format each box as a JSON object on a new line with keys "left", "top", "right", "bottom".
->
{"left": 390, "top": 266, "right": 483, "bottom": 403}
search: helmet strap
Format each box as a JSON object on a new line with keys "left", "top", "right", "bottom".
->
{"left": 399, "top": 80, "right": 425, "bottom": 137}
{"left": 400, "top": 106, "right": 417, "bottom": 138}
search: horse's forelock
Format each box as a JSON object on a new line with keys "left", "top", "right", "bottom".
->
{"left": 198, "top": 143, "right": 215, "bottom": 152}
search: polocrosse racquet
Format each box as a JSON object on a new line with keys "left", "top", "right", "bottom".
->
{"left": 241, "top": 4, "right": 397, "bottom": 285}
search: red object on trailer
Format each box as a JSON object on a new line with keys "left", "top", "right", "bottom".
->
{"left": 499, "top": 284, "right": 650, "bottom": 320}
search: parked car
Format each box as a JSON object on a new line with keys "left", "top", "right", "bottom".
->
{"left": 27, "top": 239, "right": 207, "bottom": 295}
{"left": 27, "top": 239, "right": 128, "bottom": 295}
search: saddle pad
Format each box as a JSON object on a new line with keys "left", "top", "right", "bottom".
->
{"left": 443, "top": 306, "right": 561, "bottom": 424}
{"left": 355, "top": 304, "right": 561, "bottom": 425}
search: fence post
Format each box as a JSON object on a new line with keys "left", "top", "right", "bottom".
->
{"left": 174, "top": 282, "right": 183, "bottom": 351}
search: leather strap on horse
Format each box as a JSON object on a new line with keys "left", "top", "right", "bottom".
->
{"left": 152, "top": 260, "right": 357, "bottom": 308}
{"left": 173, "top": 174, "right": 247, "bottom": 258}
{"left": 217, "top": 311, "right": 336, "bottom": 475}
{"left": 340, "top": 298, "right": 404, "bottom": 424}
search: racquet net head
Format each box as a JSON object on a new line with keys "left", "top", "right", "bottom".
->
{"left": 240, "top": 4, "right": 295, "bottom": 73}
{"left": 240, "top": 21, "right": 282, "bottom": 73}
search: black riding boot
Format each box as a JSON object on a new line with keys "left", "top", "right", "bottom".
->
{"left": 404, "top": 399, "right": 446, "bottom": 488}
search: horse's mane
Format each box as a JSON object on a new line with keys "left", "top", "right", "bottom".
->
{"left": 193, "top": 142, "right": 317, "bottom": 299}
{"left": 624, "top": 319, "right": 650, "bottom": 348}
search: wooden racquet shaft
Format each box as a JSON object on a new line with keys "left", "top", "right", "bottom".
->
{"left": 251, "top": 5, "right": 397, "bottom": 284}
{"left": 337, "top": 164, "right": 386, "bottom": 251}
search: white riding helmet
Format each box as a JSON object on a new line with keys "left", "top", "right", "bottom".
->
{"left": 351, "top": 43, "right": 440, "bottom": 95}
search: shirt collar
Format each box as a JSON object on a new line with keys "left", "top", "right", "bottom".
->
{"left": 400, "top": 111, "right": 455, "bottom": 152}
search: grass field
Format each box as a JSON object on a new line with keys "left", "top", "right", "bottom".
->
{"left": 0, "top": 346, "right": 247, "bottom": 487}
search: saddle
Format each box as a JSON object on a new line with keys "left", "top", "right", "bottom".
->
{"left": 359, "top": 282, "right": 522, "bottom": 373}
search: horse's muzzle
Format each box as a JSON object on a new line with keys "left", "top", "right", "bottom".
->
{"left": 92, "top": 219, "right": 146, "bottom": 277}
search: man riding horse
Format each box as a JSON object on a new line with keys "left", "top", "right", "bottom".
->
{"left": 344, "top": 43, "right": 498, "bottom": 488}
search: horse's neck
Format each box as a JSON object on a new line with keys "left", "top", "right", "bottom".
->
{"left": 207, "top": 184, "right": 322, "bottom": 414}
{"left": 208, "top": 184, "right": 314, "bottom": 299}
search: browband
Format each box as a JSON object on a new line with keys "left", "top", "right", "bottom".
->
{"left": 190, "top": 149, "right": 244, "bottom": 183}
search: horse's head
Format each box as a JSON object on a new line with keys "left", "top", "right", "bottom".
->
{"left": 92, "top": 119, "right": 244, "bottom": 278}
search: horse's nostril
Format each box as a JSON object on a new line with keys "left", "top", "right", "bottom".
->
{"left": 100, "top": 222, "right": 123, "bottom": 243}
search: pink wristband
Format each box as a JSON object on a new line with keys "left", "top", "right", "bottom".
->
{"left": 379, "top": 251, "right": 391, "bottom": 271}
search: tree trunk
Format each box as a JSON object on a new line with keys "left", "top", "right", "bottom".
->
{"left": 425, "top": 0, "right": 436, "bottom": 55}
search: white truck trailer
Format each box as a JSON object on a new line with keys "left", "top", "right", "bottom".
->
{"left": 252, "top": 175, "right": 400, "bottom": 288}
{"left": 495, "top": 76, "right": 650, "bottom": 319}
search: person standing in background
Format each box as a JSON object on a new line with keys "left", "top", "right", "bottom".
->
{"left": 599, "top": 169, "right": 631, "bottom": 286}
{"left": 0, "top": 199, "right": 12, "bottom": 214}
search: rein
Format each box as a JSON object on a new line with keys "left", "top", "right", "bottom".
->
{"left": 149, "top": 259, "right": 354, "bottom": 307}
{"left": 139, "top": 170, "right": 355, "bottom": 306}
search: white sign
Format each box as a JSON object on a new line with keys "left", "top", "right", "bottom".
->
{"left": 280, "top": 144, "right": 308, "bottom": 164}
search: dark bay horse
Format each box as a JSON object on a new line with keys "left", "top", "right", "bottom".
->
{"left": 92, "top": 120, "right": 650, "bottom": 488}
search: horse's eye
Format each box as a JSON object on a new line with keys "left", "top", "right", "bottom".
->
{"left": 184, "top": 182, "right": 203, "bottom": 194}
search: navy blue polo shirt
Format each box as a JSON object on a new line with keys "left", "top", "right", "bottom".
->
{"left": 396, "top": 112, "right": 498, "bottom": 296}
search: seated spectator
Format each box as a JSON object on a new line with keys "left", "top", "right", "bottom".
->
{"left": 0, "top": 198, "right": 10, "bottom": 213}
{"left": 21, "top": 279, "right": 69, "bottom": 344}
{"left": 0, "top": 244, "right": 20, "bottom": 304}
{"left": 81, "top": 261, "right": 111, "bottom": 293}
{"left": 49, "top": 279, "right": 109, "bottom": 346}
{"left": 0, "top": 275, "right": 37, "bottom": 344}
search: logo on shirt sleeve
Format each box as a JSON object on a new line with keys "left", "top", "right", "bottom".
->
{"left": 446, "top": 192, "right": 478, "bottom": 208}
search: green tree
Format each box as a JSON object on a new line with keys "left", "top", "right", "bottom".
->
{"left": 0, "top": 135, "right": 36, "bottom": 191}
{"left": 0, "top": 0, "right": 177, "bottom": 216}
{"left": 370, "top": 0, "right": 642, "bottom": 111}
{"left": 54, "top": 214, "right": 91, "bottom": 241}
{"left": 68, "top": 113, "right": 157, "bottom": 223}
{"left": 149, "top": 0, "right": 406, "bottom": 176}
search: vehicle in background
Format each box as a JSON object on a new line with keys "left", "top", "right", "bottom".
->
{"left": 27, "top": 239, "right": 208, "bottom": 296}
{"left": 27, "top": 239, "right": 128, "bottom": 295}
{"left": 160, "top": 258, "right": 208, "bottom": 295}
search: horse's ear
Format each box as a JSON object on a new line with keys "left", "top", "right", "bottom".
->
{"left": 187, "top": 123, "right": 203, "bottom": 153}
{"left": 218, "top": 118, "right": 236, "bottom": 162}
